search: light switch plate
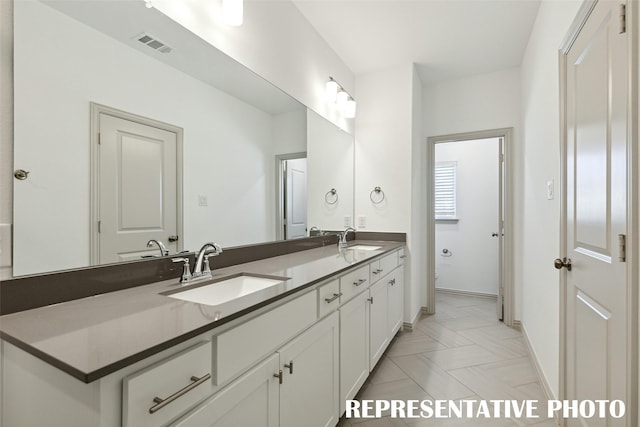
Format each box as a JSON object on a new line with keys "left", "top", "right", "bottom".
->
{"left": 198, "top": 195, "right": 208, "bottom": 206}
{"left": 343, "top": 216, "right": 352, "bottom": 227}
{"left": 546, "top": 180, "right": 554, "bottom": 200}
{"left": 358, "top": 215, "right": 366, "bottom": 228}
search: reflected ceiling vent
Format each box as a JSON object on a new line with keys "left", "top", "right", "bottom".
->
{"left": 134, "top": 32, "right": 173, "bottom": 54}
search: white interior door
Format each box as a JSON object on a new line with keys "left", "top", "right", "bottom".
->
{"left": 564, "top": 1, "right": 629, "bottom": 425}
{"left": 497, "top": 137, "right": 504, "bottom": 320}
{"left": 284, "top": 158, "right": 307, "bottom": 239}
{"left": 97, "top": 113, "right": 180, "bottom": 263}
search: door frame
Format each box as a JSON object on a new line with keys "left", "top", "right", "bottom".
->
{"left": 558, "top": 0, "right": 638, "bottom": 421}
{"left": 275, "top": 152, "right": 307, "bottom": 240}
{"left": 426, "top": 128, "right": 514, "bottom": 327}
{"left": 89, "top": 103, "right": 184, "bottom": 264}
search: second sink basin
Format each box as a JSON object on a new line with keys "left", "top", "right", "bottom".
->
{"left": 347, "top": 245, "right": 382, "bottom": 251}
{"left": 164, "top": 273, "right": 289, "bottom": 306}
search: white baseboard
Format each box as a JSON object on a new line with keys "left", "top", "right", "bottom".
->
{"left": 436, "top": 287, "right": 498, "bottom": 300}
{"left": 402, "top": 308, "right": 422, "bottom": 331}
{"left": 520, "top": 322, "right": 559, "bottom": 426}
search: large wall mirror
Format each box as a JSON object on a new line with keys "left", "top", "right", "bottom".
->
{"left": 12, "top": 0, "right": 354, "bottom": 277}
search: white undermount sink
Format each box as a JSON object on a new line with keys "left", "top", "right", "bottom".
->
{"left": 347, "top": 245, "right": 382, "bottom": 251}
{"left": 164, "top": 273, "right": 289, "bottom": 306}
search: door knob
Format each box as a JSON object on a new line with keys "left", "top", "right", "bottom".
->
{"left": 553, "top": 257, "right": 572, "bottom": 271}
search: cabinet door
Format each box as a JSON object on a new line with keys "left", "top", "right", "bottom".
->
{"left": 339, "top": 291, "right": 370, "bottom": 415}
{"left": 172, "top": 354, "right": 279, "bottom": 427}
{"left": 387, "top": 267, "right": 404, "bottom": 337}
{"left": 368, "top": 279, "right": 389, "bottom": 370}
{"left": 278, "top": 312, "right": 339, "bottom": 427}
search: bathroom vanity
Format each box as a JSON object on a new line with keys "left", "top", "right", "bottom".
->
{"left": 0, "top": 240, "right": 405, "bottom": 427}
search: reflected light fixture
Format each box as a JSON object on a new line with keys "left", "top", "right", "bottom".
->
{"left": 144, "top": 0, "right": 153, "bottom": 8}
{"left": 223, "top": 0, "right": 243, "bottom": 26}
{"left": 345, "top": 97, "right": 356, "bottom": 119}
{"left": 325, "top": 76, "right": 356, "bottom": 118}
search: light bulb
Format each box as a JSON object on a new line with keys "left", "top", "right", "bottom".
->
{"left": 326, "top": 78, "right": 339, "bottom": 103}
{"left": 223, "top": 0, "right": 243, "bottom": 26}
{"left": 336, "top": 90, "right": 349, "bottom": 109}
{"left": 345, "top": 98, "right": 356, "bottom": 118}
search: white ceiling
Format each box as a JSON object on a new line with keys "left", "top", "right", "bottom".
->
{"left": 292, "top": 0, "right": 541, "bottom": 83}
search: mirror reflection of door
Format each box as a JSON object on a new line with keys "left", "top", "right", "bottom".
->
{"left": 277, "top": 154, "right": 307, "bottom": 240}
{"left": 93, "top": 106, "right": 183, "bottom": 264}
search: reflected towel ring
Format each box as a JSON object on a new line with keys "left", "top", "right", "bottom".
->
{"left": 325, "top": 188, "right": 338, "bottom": 205}
{"left": 370, "top": 186, "right": 385, "bottom": 204}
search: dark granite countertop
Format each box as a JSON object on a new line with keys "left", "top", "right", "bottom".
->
{"left": 0, "top": 240, "right": 404, "bottom": 383}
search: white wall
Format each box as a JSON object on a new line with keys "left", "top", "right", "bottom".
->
{"left": 307, "top": 109, "right": 354, "bottom": 232}
{"left": 0, "top": 0, "right": 12, "bottom": 280}
{"left": 11, "top": 1, "right": 295, "bottom": 275}
{"left": 153, "top": 0, "right": 355, "bottom": 134}
{"left": 434, "top": 138, "right": 499, "bottom": 295}
{"left": 273, "top": 110, "right": 307, "bottom": 156}
{"left": 519, "top": 0, "right": 582, "bottom": 398}
{"left": 355, "top": 64, "right": 418, "bottom": 323}
{"left": 423, "top": 67, "right": 522, "bottom": 315}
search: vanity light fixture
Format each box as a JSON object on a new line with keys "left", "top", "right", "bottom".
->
{"left": 325, "top": 76, "right": 356, "bottom": 118}
{"left": 223, "top": 0, "right": 243, "bottom": 26}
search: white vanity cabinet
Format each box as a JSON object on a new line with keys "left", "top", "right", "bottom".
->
{"left": 171, "top": 354, "right": 280, "bottom": 427}
{"left": 278, "top": 312, "right": 339, "bottom": 427}
{"left": 1, "top": 246, "right": 405, "bottom": 427}
{"left": 174, "top": 312, "right": 339, "bottom": 427}
{"left": 338, "top": 291, "right": 370, "bottom": 415}
{"left": 368, "top": 277, "right": 390, "bottom": 369}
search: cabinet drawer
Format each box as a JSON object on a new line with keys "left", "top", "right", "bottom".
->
{"left": 340, "top": 265, "right": 369, "bottom": 302}
{"left": 213, "top": 291, "right": 316, "bottom": 386}
{"left": 123, "top": 342, "right": 212, "bottom": 427}
{"left": 398, "top": 248, "right": 406, "bottom": 265}
{"left": 318, "top": 279, "right": 341, "bottom": 318}
{"left": 370, "top": 252, "right": 398, "bottom": 283}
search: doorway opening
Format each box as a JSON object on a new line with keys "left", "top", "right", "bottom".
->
{"left": 276, "top": 153, "right": 307, "bottom": 240}
{"left": 426, "top": 128, "right": 514, "bottom": 326}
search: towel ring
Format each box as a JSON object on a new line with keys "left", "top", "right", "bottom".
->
{"left": 370, "top": 186, "right": 385, "bottom": 204}
{"left": 325, "top": 188, "right": 338, "bottom": 205}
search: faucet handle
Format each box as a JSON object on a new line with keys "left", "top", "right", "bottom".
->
{"left": 202, "top": 254, "right": 212, "bottom": 276}
{"left": 171, "top": 258, "right": 192, "bottom": 283}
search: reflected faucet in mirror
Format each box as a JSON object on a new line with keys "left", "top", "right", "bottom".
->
{"left": 338, "top": 227, "right": 356, "bottom": 248}
{"left": 309, "top": 226, "right": 325, "bottom": 236}
{"left": 146, "top": 239, "right": 169, "bottom": 257}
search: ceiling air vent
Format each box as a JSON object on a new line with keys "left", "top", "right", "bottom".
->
{"left": 134, "top": 32, "right": 173, "bottom": 54}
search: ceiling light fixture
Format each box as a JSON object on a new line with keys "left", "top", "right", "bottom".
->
{"left": 326, "top": 76, "right": 356, "bottom": 118}
{"left": 223, "top": 0, "right": 243, "bottom": 26}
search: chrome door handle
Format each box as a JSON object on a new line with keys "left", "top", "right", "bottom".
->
{"left": 553, "top": 257, "right": 572, "bottom": 271}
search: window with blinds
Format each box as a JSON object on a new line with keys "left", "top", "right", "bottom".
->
{"left": 435, "top": 161, "right": 457, "bottom": 219}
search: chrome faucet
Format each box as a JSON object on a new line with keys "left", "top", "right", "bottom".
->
{"left": 193, "top": 242, "right": 223, "bottom": 279}
{"left": 338, "top": 227, "right": 356, "bottom": 248}
{"left": 147, "top": 239, "right": 169, "bottom": 256}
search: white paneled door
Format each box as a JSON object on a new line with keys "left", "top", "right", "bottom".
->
{"left": 97, "top": 112, "right": 181, "bottom": 264}
{"left": 284, "top": 158, "right": 307, "bottom": 239}
{"left": 563, "top": 1, "right": 630, "bottom": 425}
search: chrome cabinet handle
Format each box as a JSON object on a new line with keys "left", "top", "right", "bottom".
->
{"left": 274, "top": 370, "right": 283, "bottom": 384}
{"left": 149, "top": 373, "right": 211, "bottom": 414}
{"left": 353, "top": 279, "right": 367, "bottom": 286}
{"left": 389, "top": 278, "right": 396, "bottom": 286}
{"left": 368, "top": 297, "right": 373, "bottom": 304}
{"left": 399, "top": 255, "right": 407, "bottom": 259}
{"left": 284, "top": 360, "right": 294, "bottom": 374}
{"left": 372, "top": 268, "right": 383, "bottom": 275}
{"left": 324, "top": 293, "right": 342, "bottom": 303}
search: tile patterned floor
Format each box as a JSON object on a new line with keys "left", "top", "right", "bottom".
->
{"left": 338, "top": 292, "right": 558, "bottom": 427}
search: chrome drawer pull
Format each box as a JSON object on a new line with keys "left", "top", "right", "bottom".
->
{"left": 372, "top": 268, "right": 383, "bottom": 275}
{"left": 399, "top": 255, "right": 407, "bottom": 259}
{"left": 324, "top": 293, "right": 342, "bottom": 303}
{"left": 149, "top": 373, "right": 211, "bottom": 414}
{"left": 353, "top": 279, "right": 367, "bottom": 286}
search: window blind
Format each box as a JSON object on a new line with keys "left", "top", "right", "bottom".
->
{"left": 435, "top": 162, "right": 456, "bottom": 218}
